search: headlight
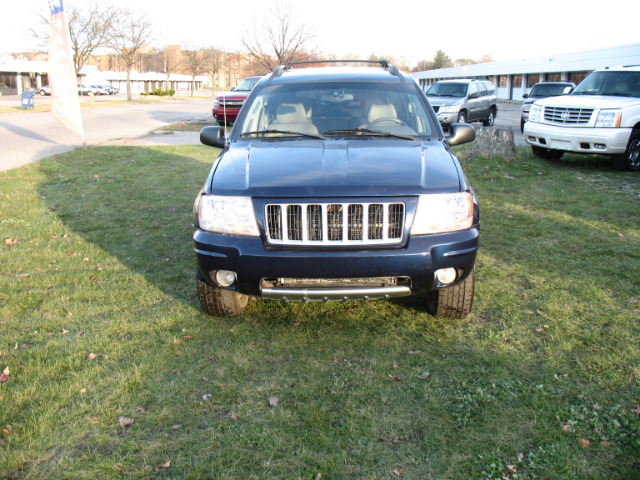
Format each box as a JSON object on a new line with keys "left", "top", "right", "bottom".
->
{"left": 439, "top": 105, "right": 460, "bottom": 114}
{"left": 529, "top": 104, "right": 542, "bottom": 122}
{"left": 197, "top": 195, "right": 259, "bottom": 236}
{"left": 410, "top": 192, "right": 474, "bottom": 235}
{"left": 595, "top": 109, "right": 621, "bottom": 127}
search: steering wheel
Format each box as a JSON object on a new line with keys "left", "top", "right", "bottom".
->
{"left": 367, "top": 117, "right": 408, "bottom": 128}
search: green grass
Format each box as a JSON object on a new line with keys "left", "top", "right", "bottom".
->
{"left": 0, "top": 145, "right": 639, "bottom": 479}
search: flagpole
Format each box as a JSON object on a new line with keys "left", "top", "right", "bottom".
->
{"left": 48, "top": 0, "right": 85, "bottom": 146}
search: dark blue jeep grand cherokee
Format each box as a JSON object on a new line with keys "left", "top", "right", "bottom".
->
{"left": 194, "top": 61, "right": 479, "bottom": 318}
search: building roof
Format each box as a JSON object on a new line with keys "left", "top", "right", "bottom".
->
{"left": 412, "top": 43, "right": 640, "bottom": 80}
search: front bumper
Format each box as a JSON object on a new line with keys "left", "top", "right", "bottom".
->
{"left": 212, "top": 108, "right": 240, "bottom": 122}
{"left": 436, "top": 112, "right": 458, "bottom": 127}
{"left": 194, "top": 227, "right": 479, "bottom": 300}
{"left": 524, "top": 122, "right": 631, "bottom": 155}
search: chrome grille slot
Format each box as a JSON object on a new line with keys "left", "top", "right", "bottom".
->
{"left": 544, "top": 106, "right": 594, "bottom": 125}
{"left": 265, "top": 201, "right": 405, "bottom": 245}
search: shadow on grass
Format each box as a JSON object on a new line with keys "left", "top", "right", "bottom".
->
{"left": 38, "top": 145, "right": 209, "bottom": 310}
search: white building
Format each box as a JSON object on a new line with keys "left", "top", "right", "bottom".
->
{"left": 0, "top": 56, "right": 205, "bottom": 96}
{"left": 412, "top": 43, "right": 640, "bottom": 101}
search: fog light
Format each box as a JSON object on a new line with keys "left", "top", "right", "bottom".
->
{"left": 435, "top": 268, "right": 457, "bottom": 285}
{"left": 215, "top": 270, "right": 237, "bottom": 287}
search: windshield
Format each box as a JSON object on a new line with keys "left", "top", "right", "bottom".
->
{"left": 572, "top": 71, "right": 640, "bottom": 97}
{"left": 236, "top": 81, "right": 438, "bottom": 139}
{"left": 529, "top": 83, "right": 572, "bottom": 97}
{"left": 234, "top": 77, "right": 261, "bottom": 92}
{"left": 425, "top": 82, "right": 468, "bottom": 98}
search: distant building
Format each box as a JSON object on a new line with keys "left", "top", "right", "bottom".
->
{"left": 0, "top": 46, "right": 260, "bottom": 96}
{"left": 412, "top": 43, "right": 640, "bottom": 101}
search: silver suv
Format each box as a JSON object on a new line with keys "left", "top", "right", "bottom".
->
{"left": 425, "top": 79, "right": 498, "bottom": 129}
{"left": 524, "top": 65, "right": 640, "bottom": 171}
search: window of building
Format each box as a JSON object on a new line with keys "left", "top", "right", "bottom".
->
{"left": 569, "top": 71, "right": 589, "bottom": 85}
{"left": 512, "top": 75, "right": 522, "bottom": 88}
{"left": 546, "top": 73, "right": 561, "bottom": 81}
{"left": 527, "top": 75, "right": 538, "bottom": 88}
{"left": 499, "top": 76, "right": 507, "bottom": 88}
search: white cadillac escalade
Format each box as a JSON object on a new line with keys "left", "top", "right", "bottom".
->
{"left": 523, "top": 65, "right": 640, "bottom": 171}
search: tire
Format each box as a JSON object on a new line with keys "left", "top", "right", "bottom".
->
{"left": 612, "top": 129, "right": 640, "bottom": 172}
{"left": 457, "top": 111, "right": 467, "bottom": 124}
{"left": 520, "top": 118, "right": 525, "bottom": 133}
{"left": 426, "top": 269, "right": 475, "bottom": 319}
{"left": 39, "top": 90, "right": 47, "bottom": 96}
{"left": 197, "top": 271, "right": 248, "bottom": 317}
{"left": 531, "top": 145, "right": 564, "bottom": 161}
{"left": 483, "top": 108, "right": 495, "bottom": 126}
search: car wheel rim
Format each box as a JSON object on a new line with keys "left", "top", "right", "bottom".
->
{"left": 628, "top": 139, "right": 640, "bottom": 168}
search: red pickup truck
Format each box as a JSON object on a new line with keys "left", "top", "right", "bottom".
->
{"left": 212, "top": 76, "right": 263, "bottom": 125}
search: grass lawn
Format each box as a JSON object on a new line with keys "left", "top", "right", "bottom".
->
{"left": 0, "top": 143, "right": 638, "bottom": 479}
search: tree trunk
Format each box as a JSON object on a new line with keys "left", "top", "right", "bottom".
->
{"left": 470, "top": 126, "right": 517, "bottom": 159}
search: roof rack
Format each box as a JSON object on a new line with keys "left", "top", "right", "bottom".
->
{"left": 269, "top": 59, "right": 403, "bottom": 84}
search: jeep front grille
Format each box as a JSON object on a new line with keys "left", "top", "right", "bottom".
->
{"left": 265, "top": 202, "right": 405, "bottom": 245}
{"left": 544, "top": 106, "right": 594, "bottom": 125}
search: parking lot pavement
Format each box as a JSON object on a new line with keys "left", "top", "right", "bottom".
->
{"left": 494, "top": 100, "right": 526, "bottom": 146}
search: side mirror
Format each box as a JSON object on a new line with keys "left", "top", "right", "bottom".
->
{"left": 562, "top": 86, "right": 573, "bottom": 95}
{"left": 522, "top": 93, "right": 529, "bottom": 99}
{"left": 446, "top": 123, "right": 475, "bottom": 146}
{"left": 200, "top": 126, "right": 227, "bottom": 148}
{"left": 469, "top": 91, "right": 479, "bottom": 99}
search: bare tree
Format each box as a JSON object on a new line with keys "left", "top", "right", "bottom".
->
{"left": 241, "top": 1, "right": 317, "bottom": 72}
{"left": 108, "top": 10, "right": 154, "bottom": 100}
{"left": 182, "top": 46, "right": 206, "bottom": 96}
{"left": 203, "top": 47, "right": 223, "bottom": 95}
{"left": 31, "top": 1, "right": 118, "bottom": 76}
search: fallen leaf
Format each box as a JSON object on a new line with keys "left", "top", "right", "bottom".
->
{"left": 408, "top": 350, "right": 421, "bottom": 355}
{"left": 87, "top": 353, "right": 97, "bottom": 360}
{"left": 388, "top": 375, "right": 402, "bottom": 382}
{"left": 66, "top": 312, "right": 73, "bottom": 319}
{"left": 0, "top": 367, "right": 9, "bottom": 383}
{"left": 171, "top": 424, "right": 181, "bottom": 430}
{"left": 417, "top": 371, "right": 431, "bottom": 380}
{"left": 268, "top": 396, "right": 279, "bottom": 407}
{"left": 507, "top": 465, "right": 517, "bottom": 473}
{"left": 600, "top": 441, "right": 615, "bottom": 446}
{"left": 393, "top": 361, "right": 399, "bottom": 369}
{"left": 562, "top": 425, "right": 571, "bottom": 432}
{"left": 629, "top": 298, "right": 638, "bottom": 305}
{"left": 230, "top": 412, "right": 237, "bottom": 421}
{"left": 632, "top": 405, "right": 640, "bottom": 417}
{"left": 393, "top": 470, "right": 401, "bottom": 476}
{"left": 576, "top": 438, "right": 591, "bottom": 449}
{"left": 117, "top": 416, "right": 134, "bottom": 429}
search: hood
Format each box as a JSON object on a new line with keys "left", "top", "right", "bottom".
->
{"left": 209, "top": 139, "right": 462, "bottom": 197}
{"left": 536, "top": 94, "right": 640, "bottom": 109}
{"left": 426, "top": 96, "right": 464, "bottom": 108}
{"left": 215, "top": 90, "right": 251, "bottom": 100}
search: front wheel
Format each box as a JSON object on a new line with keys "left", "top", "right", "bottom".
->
{"left": 425, "top": 269, "right": 475, "bottom": 319}
{"left": 531, "top": 145, "right": 564, "bottom": 161}
{"left": 483, "top": 109, "right": 495, "bottom": 126}
{"left": 612, "top": 130, "right": 640, "bottom": 172}
{"left": 457, "top": 111, "right": 467, "bottom": 124}
{"left": 197, "top": 272, "right": 248, "bottom": 317}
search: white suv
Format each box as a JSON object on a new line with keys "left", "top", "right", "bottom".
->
{"left": 524, "top": 65, "right": 640, "bottom": 171}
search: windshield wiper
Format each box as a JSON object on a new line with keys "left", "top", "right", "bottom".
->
{"left": 603, "top": 92, "right": 633, "bottom": 97}
{"left": 323, "top": 128, "right": 417, "bottom": 141}
{"left": 240, "top": 130, "right": 326, "bottom": 139}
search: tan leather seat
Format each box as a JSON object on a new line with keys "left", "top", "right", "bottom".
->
{"left": 269, "top": 103, "right": 318, "bottom": 134}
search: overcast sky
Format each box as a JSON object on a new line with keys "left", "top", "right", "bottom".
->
{"left": 2, "top": 0, "right": 638, "bottom": 67}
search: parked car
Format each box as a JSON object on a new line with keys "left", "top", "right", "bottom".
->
{"left": 103, "top": 85, "right": 119, "bottom": 95}
{"left": 212, "top": 75, "right": 263, "bottom": 125}
{"left": 520, "top": 81, "right": 574, "bottom": 132}
{"left": 90, "top": 85, "right": 109, "bottom": 95}
{"left": 425, "top": 79, "right": 497, "bottom": 129}
{"left": 76, "top": 84, "right": 98, "bottom": 95}
{"left": 524, "top": 65, "right": 640, "bottom": 171}
{"left": 38, "top": 85, "right": 51, "bottom": 96}
{"left": 194, "top": 61, "right": 479, "bottom": 318}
